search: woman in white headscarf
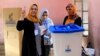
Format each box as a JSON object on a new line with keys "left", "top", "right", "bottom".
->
{"left": 39, "top": 8, "right": 54, "bottom": 56}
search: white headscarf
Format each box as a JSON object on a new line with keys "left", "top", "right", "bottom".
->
{"left": 39, "top": 8, "right": 49, "bottom": 19}
{"left": 39, "top": 8, "right": 54, "bottom": 45}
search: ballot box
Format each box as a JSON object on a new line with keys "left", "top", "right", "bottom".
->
{"left": 49, "top": 24, "right": 84, "bottom": 56}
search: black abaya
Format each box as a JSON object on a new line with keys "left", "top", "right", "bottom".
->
{"left": 16, "top": 18, "right": 37, "bottom": 56}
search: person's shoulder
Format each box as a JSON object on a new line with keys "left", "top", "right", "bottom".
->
{"left": 75, "top": 16, "right": 82, "bottom": 22}
{"left": 46, "top": 18, "right": 52, "bottom": 21}
{"left": 76, "top": 16, "right": 82, "bottom": 20}
{"left": 22, "top": 18, "right": 31, "bottom": 23}
{"left": 24, "top": 18, "right": 28, "bottom": 20}
{"left": 64, "top": 16, "right": 68, "bottom": 21}
{"left": 64, "top": 16, "right": 68, "bottom": 20}
{"left": 78, "top": 16, "right": 81, "bottom": 19}
{"left": 24, "top": 18, "right": 31, "bottom": 22}
{"left": 65, "top": 16, "right": 68, "bottom": 18}
{"left": 46, "top": 18, "right": 54, "bottom": 24}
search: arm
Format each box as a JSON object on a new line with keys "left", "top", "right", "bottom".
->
{"left": 17, "top": 9, "right": 26, "bottom": 31}
{"left": 43, "top": 18, "right": 54, "bottom": 34}
{"left": 16, "top": 20, "right": 25, "bottom": 31}
{"left": 46, "top": 18, "right": 54, "bottom": 29}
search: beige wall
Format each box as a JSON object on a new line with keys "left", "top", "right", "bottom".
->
{"left": 0, "top": 8, "right": 4, "bottom": 43}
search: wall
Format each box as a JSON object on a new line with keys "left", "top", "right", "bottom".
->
{"left": 89, "top": 0, "right": 100, "bottom": 56}
{"left": 0, "top": 0, "right": 71, "bottom": 43}
{"left": 0, "top": 0, "right": 71, "bottom": 24}
{"left": 0, "top": 8, "right": 4, "bottom": 43}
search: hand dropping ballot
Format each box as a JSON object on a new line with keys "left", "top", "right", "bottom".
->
{"left": 39, "top": 25, "right": 46, "bottom": 35}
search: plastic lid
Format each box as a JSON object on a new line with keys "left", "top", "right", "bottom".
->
{"left": 49, "top": 24, "right": 84, "bottom": 33}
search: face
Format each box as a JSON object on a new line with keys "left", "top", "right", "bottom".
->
{"left": 29, "top": 5, "right": 38, "bottom": 17}
{"left": 66, "top": 4, "right": 75, "bottom": 15}
{"left": 42, "top": 12, "right": 48, "bottom": 19}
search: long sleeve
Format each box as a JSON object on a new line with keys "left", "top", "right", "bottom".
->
{"left": 44, "top": 18, "right": 54, "bottom": 29}
{"left": 16, "top": 20, "right": 25, "bottom": 31}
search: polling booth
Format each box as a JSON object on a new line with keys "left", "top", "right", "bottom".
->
{"left": 49, "top": 24, "right": 84, "bottom": 56}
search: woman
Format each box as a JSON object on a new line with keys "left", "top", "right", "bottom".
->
{"left": 63, "top": 3, "right": 82, "bottom": 26}
{"left": 40, "top": 9, "right": 54, "bottom": 56}
{"left": 16, "top": 4, "right": 39, "bottom": 56}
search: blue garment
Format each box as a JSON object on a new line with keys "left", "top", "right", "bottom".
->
{"left": 42, "top": 18, "right": 54, "bottom": 34}
{"left": 42, "top": 18, "right": 54, "bottom": 45}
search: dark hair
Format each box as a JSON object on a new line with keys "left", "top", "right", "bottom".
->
{"left": 66, "top": 4, "right": 73, "bottom": 9}
{"left": 44, "top": 11, "right": 47, "bottom": 14}
{"left": 42, "top": 11, "right": 47, "bottom": 16}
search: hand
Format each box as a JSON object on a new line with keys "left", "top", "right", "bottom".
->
{"left": 19, "top": 8, "right": 26, "bottom": 20}
{"left": 43, "top": 29, "right": 47, "bottom": 34}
